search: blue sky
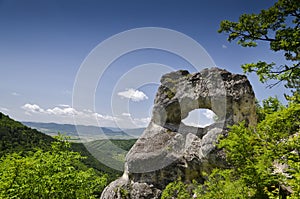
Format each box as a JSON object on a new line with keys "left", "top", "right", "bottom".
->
{"left": 0, "top": 0, "right": 288, "bottom": 128}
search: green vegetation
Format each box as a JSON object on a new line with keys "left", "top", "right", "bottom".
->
{"left": 162, "top": 93, "right": 300, "bottom": 199}
{"left": 71, "top": 139, "right": 137, "bottom": 181}
{"left": 219, "top": 0, "right": 300, "bottom": 94}
{"left": 0, "top": 136, "right": 107, "bottom": 198}
{"left": 0, "top": 113, "right": 137, "bottom": 198}
{"left": 161, "top": 179, "right": 192, "bottom": 199}
{"left": 0, "top": 113, "right": 54, "bottom": 157}
{"left": 195, "top": 102, "right": 299, "bottom": 198}
{"left": 162, "top": 0, "right": 299, "bottom": 198}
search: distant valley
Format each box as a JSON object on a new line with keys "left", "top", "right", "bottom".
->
{"left": 23, "top": 122, "right": 145, "bottom": 142}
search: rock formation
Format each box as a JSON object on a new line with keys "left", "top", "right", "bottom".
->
{"left": 101, "top": 67, "right": 256, "bottom": 199}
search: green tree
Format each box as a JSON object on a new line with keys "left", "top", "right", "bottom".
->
{"left": 197, "top": 103, "right": 300, "bottom": 199}
{"left": 161, "top": 179, "right": 192, "bottom": 199}
{"left": 0, "top": 137, "right": 107, "bottom": 199}
{"left": 218, "top": 0, "right": 300, "bottom": 93}
{"left": 256, "top": 96, "right": 285, "bottom": 121}
{"left": 194, "top": 169, "right": 255, "bottom": 199}
{"left": 162, "top": 103, "right": 300, "bottom": 199}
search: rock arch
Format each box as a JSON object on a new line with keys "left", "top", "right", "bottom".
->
{"left": 152, "top": 68, "right": 256, "bottom": 127}
{"left": 101, "top": 68, "right": 257, "bottom": 199}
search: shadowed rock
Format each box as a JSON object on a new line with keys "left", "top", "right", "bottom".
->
{"left": 100, "top": 67, "right": 256, "bottom": 199}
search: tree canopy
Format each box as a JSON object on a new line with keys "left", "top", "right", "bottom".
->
{"left": 218, "top": 0, "right": 300, "bottom": 93}
{"left": 0, "top": 136, "right": 107, "bottom": 199}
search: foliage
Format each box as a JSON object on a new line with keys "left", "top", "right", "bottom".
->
{"left": 0, "top": 112, "right": 136, "bottom": 184}
{"left": 71, "top": 139, "right": 137, "bottom": 181}
{"left": 194, "top": 169, "right": 255, "bottom": 199}
{"left": 256, "top": 96, "right": 285, "bottom": 122}
{"left": 161, "top": 179, "right": 192, "bottom": 199}
{"left": 71, "top": 142, "right": 122, "bottom": 180}
{"left": 0, "top": 136, "right": 107, "bottom": 199}
{"left": 198, "top": 103, "right": 300, "bottom": 199}
{"left": 0, "top": 113, "right": 54, "bottom": 157}
{"left": 162, "top": 102, "right": 300, "bottom": 198}
{"left": 218, "top": 0, "right": 300, "bottom": 91}
{"left": 285, "top": 133, "right": 300, "bottom": 198}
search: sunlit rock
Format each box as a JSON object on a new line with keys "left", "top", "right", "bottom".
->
{"left": 100, "top": 67, "right": 256, "bottom": 199}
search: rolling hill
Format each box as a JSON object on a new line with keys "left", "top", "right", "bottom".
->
{"left": 0, "top": 112, "right": 55, "bottom": 156}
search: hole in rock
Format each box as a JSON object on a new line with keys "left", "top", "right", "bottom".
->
{"left": 182, "top": 108, "right": 217, "bottom": 128}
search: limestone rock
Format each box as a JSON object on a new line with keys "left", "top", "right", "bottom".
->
{"left": 100, "top": 67, "right": 256, "bottom": 198}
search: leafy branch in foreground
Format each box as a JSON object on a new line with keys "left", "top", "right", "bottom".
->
{"left": 219, "top": 0, "right": 300, "bottom": 91}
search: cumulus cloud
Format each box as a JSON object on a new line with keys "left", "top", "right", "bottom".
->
{"left": 46, "top": 107, "right": 78, "bottom": 116}
{"left": 22, "top": 104, "right": 45, "bottom": 113}
{"left": 22, "top": 103, "right": 78, "bottom": 116}
{"left": 94, "top": 113, "right": 118, "bottom": 121}
{"left": 117, "top": 88, "right": 148, "bottom": 102}
{"left": 21, "top": 103, "right": 119, "bottom": 125}
{"left": 20, "top": 103, "right": 151, "bottom": 128}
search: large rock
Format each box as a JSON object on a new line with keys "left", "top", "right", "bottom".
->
{"left": 100, "top": 68, "right": 256, "bottom": 199}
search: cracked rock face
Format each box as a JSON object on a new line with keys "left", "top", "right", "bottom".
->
{"left": 100, "top": 68, "right": 256, "bottom": 199}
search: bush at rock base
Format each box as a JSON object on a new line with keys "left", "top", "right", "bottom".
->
{"left": 162, "top": 101, "right": 300, "bottom": 199}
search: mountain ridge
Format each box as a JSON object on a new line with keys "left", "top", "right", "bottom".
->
{"left": 22, "top": 121, "right": 145, "bottom": 141}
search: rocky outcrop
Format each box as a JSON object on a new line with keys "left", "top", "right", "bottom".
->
{"left": 101, "top": 67, "right": 256, "bottom": 199}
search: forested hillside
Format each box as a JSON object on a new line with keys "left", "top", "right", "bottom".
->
{"left": 0, "top": 112, "right": 137, "bottom": 198}
{"left": 0, "top": 112, "right": 54, "bottom": 156}
{"left": 71, "top": 139, "right": 137, "bottom": 180}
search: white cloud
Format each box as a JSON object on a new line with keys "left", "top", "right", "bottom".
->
{"left": 21, "top": 103, "right": 119, "bottom": 125}
{"left": 22, "top": 104, "right": 45, "bottom": 113}
{"left": 133, "top": 117, "right": 151, "bottom": 127}
{"left": 94, "top": 113, "right": 118, "bottom": 121}
{"left": 58, "top": 104, "right": 71, "bottom": 108}
{"left": 20, "top": 103, "right": 151, "bottom": 128}
{"left": 46, "top": 107, "right": 78, "bottom": 116}
{"left": 222, "top": 44, "right": 227, "bottom": 49}
{"left": 122, "top": 113, "right": 131, "bottom": 117}
{"left": 117, "top": 88, "right": 148, "bottom": 102}
{"left": 22, "top": 104, "right": 78, "bottom": 116}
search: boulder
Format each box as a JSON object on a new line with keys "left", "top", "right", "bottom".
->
{"left": 100, "top": 67, "right": 256, "bottom": 199}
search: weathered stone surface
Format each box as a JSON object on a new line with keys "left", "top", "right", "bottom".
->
{"left": 100, "top": 67, "right": 256, "bottom": 199}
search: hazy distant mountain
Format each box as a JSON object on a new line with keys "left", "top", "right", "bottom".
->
{"left": 22, "top": 122, "right": 145, "bottom": 141}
